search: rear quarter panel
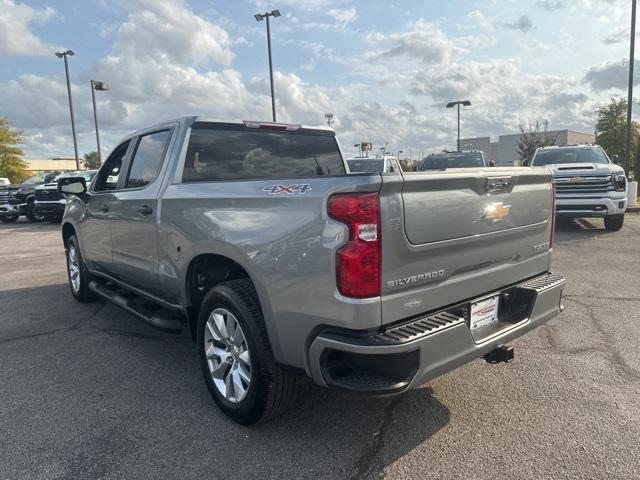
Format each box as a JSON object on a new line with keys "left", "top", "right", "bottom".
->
{"left": 158, "top": 175, "right": 382, "bottom": 370}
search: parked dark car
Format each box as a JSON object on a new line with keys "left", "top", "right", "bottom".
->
{"left": 34, "top": 170, "right": 98, "bottom": 223}
{"left": 0, "top": 171, "right": 61, "bottom": 223}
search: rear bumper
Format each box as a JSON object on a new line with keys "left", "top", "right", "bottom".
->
{"left": 556, "top": 194, "right": 626, "bottom": 217}
{"left": 307, "top": 272, "right": 565, "bottom": 394}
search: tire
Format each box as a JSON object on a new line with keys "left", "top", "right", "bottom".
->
{"left": 48, "top": 215, "right": 63, "bottom": 224}
{"left": 0, "top": 215, "right": 18, "bottom": 223}
{"left": 604, "top": 214, "right": 624, "bottom": 231}
{"left": 65, "top": 235, "right": 98, "bottom": 302}
{"left": 197, "top": 279, "right": 306, "bottom": 425}
{"left": 26, "top": 200, "right": 44, "bottom": 223}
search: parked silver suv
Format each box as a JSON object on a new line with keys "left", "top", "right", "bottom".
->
{"left": 530, "top": 145, "right": 627, "bottom": 231}
{"left": 59, "top": 117, "right": 565, "bottom": 424}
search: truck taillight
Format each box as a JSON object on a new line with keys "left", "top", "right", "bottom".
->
{"left": 328, "top": 193, "right": 381, "bottom": 298}
{"left": 550, "top": 181, "right": 557, "bottom": 249}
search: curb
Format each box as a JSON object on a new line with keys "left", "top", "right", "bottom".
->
{"left": 627, "top": 207, "right": 640, "bottom": 213}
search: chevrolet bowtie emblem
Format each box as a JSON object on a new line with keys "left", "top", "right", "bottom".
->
{"left": 570, "top": 176, "right": 585, "bottom": 183}
{"left": 483, "top": 202, "right": 511, "bottom": 221}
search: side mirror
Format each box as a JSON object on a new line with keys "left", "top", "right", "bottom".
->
{"left": 58, "top": 176, "right": 87, "bottom": 195}
{"left": 522, "top": 159, "right": 530, "bottom": 167}
{"left": 611, "top": 154, "right": 620, "bottom": 165}
{"left": 489, "top": 160, "right": 496, "bottom": 167}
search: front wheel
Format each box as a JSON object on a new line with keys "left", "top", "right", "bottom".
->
{"left": 197, "top": 279, "right": 306, "bottom": 425}
{"left": 26, "top": 200, "right": 44, "bottom": 223}
{"left": 604, "top": 214, "right": 624, "bottom": 231}
{"left": 65, "top": 235, "right": 98, "bottom": 302}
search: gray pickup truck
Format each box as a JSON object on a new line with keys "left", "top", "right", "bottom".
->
{"left": 59, "top": 117, "right": 565, "bottom": 424}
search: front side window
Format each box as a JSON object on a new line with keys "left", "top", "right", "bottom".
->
{"left": 182, "top": 127, "right": 344, "bottom": 182}
{"left": 93, "top": 141, "right": 130, "bottom": 192}
{"left": 532, "top": 147, "right": 609, "bottom": 166}
{"left": 125, "top": 130, "right": 172, "bottom": 188}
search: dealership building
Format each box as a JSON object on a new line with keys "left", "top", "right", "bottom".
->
{"left": 460, "top": 130, "right": 596, "bottom": 166}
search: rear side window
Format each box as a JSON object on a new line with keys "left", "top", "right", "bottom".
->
{"left": 182, "top": 128, "right": 345, "bottom": 182}
{"left": 125, "top": 130, "right": 172, "bottom": 188}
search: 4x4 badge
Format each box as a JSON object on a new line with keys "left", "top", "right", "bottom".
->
{"left": 263, "top": 184, "right": 311, "bottom": 195}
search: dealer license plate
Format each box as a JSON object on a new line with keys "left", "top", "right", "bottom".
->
{"left": 470, "top": 295, "right": 500, "bottom": 331}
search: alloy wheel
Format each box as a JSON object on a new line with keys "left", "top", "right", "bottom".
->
{"left": 204, "top": 308, "right": 251, "bottom": 403}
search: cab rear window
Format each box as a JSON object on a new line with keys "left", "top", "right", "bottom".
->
{"left": 182, "top": 126, "right": 345, "bottom": 182}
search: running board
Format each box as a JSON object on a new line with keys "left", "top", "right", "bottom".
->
{"left": 89, "top": 280, "right": 183, "bottom": 334}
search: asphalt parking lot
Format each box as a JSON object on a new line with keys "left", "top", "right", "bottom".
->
{"left": 1, "top": 216, "right": 639, "bottom": 480}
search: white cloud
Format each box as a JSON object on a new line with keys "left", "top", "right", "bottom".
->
{"left": 364, "top": 20, "right": 466, "bottom": 65}
{"left": 0, "top": 0, "right": 60, "bottom": 56}
{"left": 326, "top": 8, "right": 357, "bottom": 30}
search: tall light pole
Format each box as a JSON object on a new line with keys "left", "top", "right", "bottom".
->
{"left": 627, "top": 0, "right": 637, "bottom": 174}
{"left": 446, "top": 100, "right": 472, "bottom": 151}
{"left": 55, "top": 50, "right": 79, "bottom": 170}
{"left": 255, "top": 9, "right": 281, "bottom": 122}
{"left": 91, "top": 80, "right": 110, "bottom": 165}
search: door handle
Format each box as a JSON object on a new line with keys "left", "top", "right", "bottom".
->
{"left": 101, "top": 204, "right": 110, "bottom": 213}
{"left": 137, "top": 205, "right": 153, "bottom": 216}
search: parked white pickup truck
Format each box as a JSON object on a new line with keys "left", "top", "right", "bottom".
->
{"left": 529, "top": 145, "right": 627, "bottom": 231}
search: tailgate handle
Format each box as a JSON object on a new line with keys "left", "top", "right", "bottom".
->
{"left": 486, "top": 176, "right": 512, "bottom": 194}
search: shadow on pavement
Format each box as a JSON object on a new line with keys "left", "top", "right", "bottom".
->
{"left": 0, "top": 281, "right": 451, "bottom": 479}
{"left": 554, "top": 217, "right": 614, "bottom": 243}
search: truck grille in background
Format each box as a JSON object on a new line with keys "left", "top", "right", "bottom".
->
{"left": 0, "top": 191, "right": 11, "bottom": 203}
{"left": 35, "top": 189, "right": 63, "bottom": 201}
{"left": 555, "top": 175, "right": 614, "bottom": 194}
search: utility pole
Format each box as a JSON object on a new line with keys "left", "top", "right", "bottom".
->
{"left": 255, "top": 10, "right": 281, "bottom": 122}
{"left": 627, "top": 0, "right": 637, "bottom": 174}
{"left": 325, "top": 113, "right": 334, "bottom": 128}
{"left": 55, "top": 50, "right": 79, "bottom": 170}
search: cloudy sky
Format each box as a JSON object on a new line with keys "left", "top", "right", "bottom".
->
{"left": 0, "top": 0, "right": 636, "bottom": 159}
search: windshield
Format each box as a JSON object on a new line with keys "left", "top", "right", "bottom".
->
{"left": 347, "top": 159, "right": 385, "bottom": 173}
{"left": 419, "top": 152, "right": 484, "bottom": 170}
{"left": 22, "top": 172, "right": 55, "bottom": 185}
{"left": 532, "top": 147, "right": 609, "bottom": 166}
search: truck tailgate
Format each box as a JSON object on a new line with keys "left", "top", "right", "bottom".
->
{"left": 380, "top": 168, "right": 554, "bottom": 325}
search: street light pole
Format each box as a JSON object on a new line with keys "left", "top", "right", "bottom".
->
{"left": 91, "top": 80, "right": 110, "bottom": 165}
{"left": 255, "top": 10, "right": 281, "bottom": 122}
{"left": 446, "top": 100, "right": 472, "bottom": 151}
{"left": 55, "top": 50, "right": 79, "bottom": 170}
{"left": 627, "top": 0, "right": 637, "bottom": 174}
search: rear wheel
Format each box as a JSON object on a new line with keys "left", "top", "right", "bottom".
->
{"left": 65, "top": 235, "right": 98, "bottom": 302}
{"left": 604, "top": 214, "right": 624, "bottom": 231}
{"left": 197, "top": 279, "right": 306, "bottom": 425}
{"left": 26, "top": 200, "right": 44, "bottom": 223}
{"left": 0, "top": 215, "right": 18, "bottom": 223}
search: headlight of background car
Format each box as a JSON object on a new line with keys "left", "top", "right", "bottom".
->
{"left": 613, "top": 174, "right": 627, "bottom": 191}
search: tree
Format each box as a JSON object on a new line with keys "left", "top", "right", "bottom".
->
{"left": 595, "top": 97, "right": 639, "bottom": 173}
{"left": 0, "top": 118, "right": 30, "bottom": 183}
{"left": 517, "top": 121, "right": 558, "bottom": 163}
{"left": 83, "top": 151, "right": 100, "bottom": 169}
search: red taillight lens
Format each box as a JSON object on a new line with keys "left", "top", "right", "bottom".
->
{"left": 328, "top": 193, "right": 381, "bottom": 298}
{"left": 550, "top": 181, "right": 557, "bottom": 249}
